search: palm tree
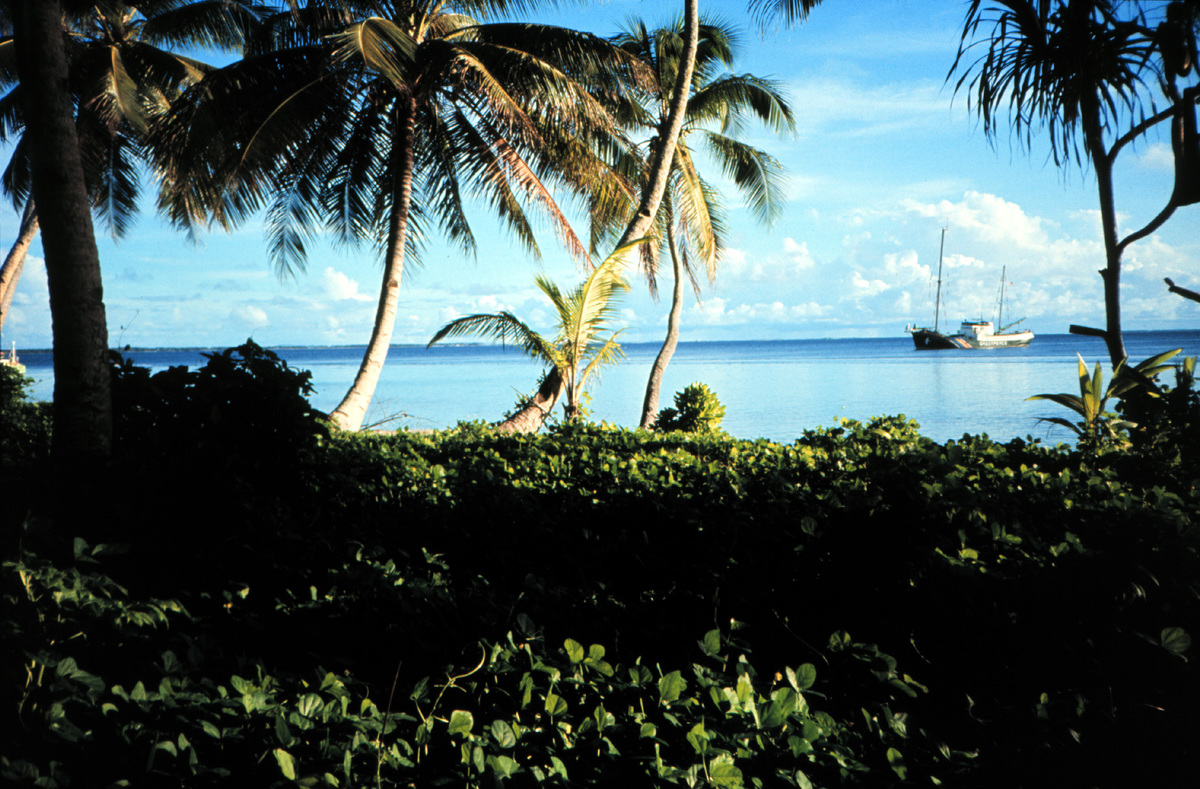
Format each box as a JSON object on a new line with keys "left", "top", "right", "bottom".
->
{"left": 428, "top": 243, "right": 633, "bottom": 432}
{"left": 157, "top": 0, "right": 650, "bottom": 432}
{"left": 610, "top": 18, "right": 794, "bottom": 429}
{"left": 950, "top": 0, "right": 1200, "bottom": 367}
{"left": 11, "top": 0, "right": 110, "bottom": 459}
{"left": 0, "top": 0, "right": 262, "bottom": 339}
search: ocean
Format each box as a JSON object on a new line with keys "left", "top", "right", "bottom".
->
{"left": 15, "top": 329, "right": 1200, "bottom": 444}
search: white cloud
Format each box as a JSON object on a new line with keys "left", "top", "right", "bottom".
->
{"left": 233, "top": 305, "right": 269, "bottom": 327}
{"left": 903, "top": 191, "right": 1049, "bottom": 248}
{"left": 687, "top": 296, "right": 831, "bottom": 326}
{"left": 782, "top": 238, "right": 816, "bottom": 270}
{"left": 322, "top": 267, "right": 372, "bottom": 301}
{"left": 719, "top": 240, "right": 817, "bottom": 283}
{"left": 850, "top": 271, "right": 888, "bottom": 297}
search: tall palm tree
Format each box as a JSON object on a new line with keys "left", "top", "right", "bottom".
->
{"left": 0, "top": 0, "right": 262, "bottom": 339}
{"left": 157, "top": 0, "right": 649, "bottom": 432}
{"left": 611, "top": 18, "right": 794, "bottom": 429}
{"left": 428, "top": 242, "right": 633, "bottom": 431}
{"left": 11, "top": 0, "right": 109, "bottom": 460}
{"left": 950, "top": 0, "right": 1199, "bottom": 367}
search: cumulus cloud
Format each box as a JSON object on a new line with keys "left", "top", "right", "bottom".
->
{"left": 233, "top": 305, "right": 269, "bottom": 327}
{"left": 720, "top": 240, "right": 817, "bottom": 283}
{"left": 850, "top": 271, "right": 888, "bottom": 298}
{"left": 903, "top": 191, "right": 1049, "bottom": 248}
{"left": 322, "top": 267, "right": 372, "bottom": 301}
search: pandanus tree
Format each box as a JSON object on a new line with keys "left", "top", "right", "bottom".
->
{"left": 156, "top": 0, "right": 651, "bottom": 432}
{"left": 609, "top": 17, "right": 793, "bottom": 429}
{"left": 951, "top": 0, "right": 1200, "bottom": 368}
{"left": 428, "top": 243, "right": 633, "bottom": 432}
{"left": 0, "top": 0, "right": 262, "bottom": 339}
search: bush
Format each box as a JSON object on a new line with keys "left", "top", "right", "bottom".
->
{"left": 0, "top": 363, "right": 51, "bottom": 468}
{"left": 655, "top": 382, "right": 726, "bottom": 434}
{"left": 111, "top": 340, "right": 328, "bottom": 468}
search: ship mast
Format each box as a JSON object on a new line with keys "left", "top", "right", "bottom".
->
{"left": 934, "top": 227, "right": 946, "bottom": 333}
{"left": 997, "top": 265, "right": 1006, "bottom": 330}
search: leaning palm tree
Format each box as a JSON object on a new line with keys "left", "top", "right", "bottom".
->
{"left": 610, "top": 17, "right": 794, "bottom": 429}
{"left": 157, "top": 0, "right": 649, "bottom": 432}
{"left": 950, "top": 0, "right": 1200, "bottom": 367}
{"left": 428, "top": 242, "right": 634, "bottom": 432}
{"left": 0, "top": 0, "right": 262, "bottom": 338}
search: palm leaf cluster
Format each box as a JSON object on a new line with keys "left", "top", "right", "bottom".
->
{"left": 0, "top": 0, "right": 260, "bottom": 236}
{"left": 950, "top": 0, "right": 1158, "bottom": 168}
{"left": 156, "top": 0, "right": 649, "bottom": 276}
{"left": 609, "top": 17, "right": 794, "bottom": 291}
{"left": 429, "top": 242, "right": 634, "bottom": 419}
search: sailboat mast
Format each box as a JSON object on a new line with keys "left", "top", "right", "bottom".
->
{"left": 997, "top": 265, "right": 1006, "bottom": 330}
{"left": 934, "top": 227, "right": 946, "bottom": 333}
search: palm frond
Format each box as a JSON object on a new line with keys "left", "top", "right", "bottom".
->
{"left": 331, "top": 17, "right": 417, "bottom": 88}
{"left": 427, "top": 311, "right": 558, "bottom": 364}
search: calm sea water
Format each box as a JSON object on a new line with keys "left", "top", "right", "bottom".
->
{"left": 16, "top": 329, "right": 1200, "bottom": 444}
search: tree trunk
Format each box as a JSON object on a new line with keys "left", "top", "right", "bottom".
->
{"left": 614, "top": 0, "right": 698, "bottom": 254}
{"left": 639, "top": 229, "right": 685, "bottom": 429}
{"left": 14, "top": 0, "right": 112, "bottom": 461}
{"left": 1086, "top": 102, "right": 1127, "bottom": 368}
{"left": 329, "top": 96, "right": 416, "bottom": 431}
{"left": 0, "top": 199, "right": 39, "bottom": 338}
{"left": 495, "top": 367, "right": 564, "bottom": 434}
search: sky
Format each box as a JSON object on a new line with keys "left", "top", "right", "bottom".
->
{"left": 2, "top": 0, "right": 1197, "bottom": 352}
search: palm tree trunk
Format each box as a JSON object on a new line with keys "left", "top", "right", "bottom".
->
{"left": 614, "top": 0, "right": 698, "bottom": 251}
{"left": 495, "top": 368, "right": 563, "bottom": 433}
{"left": 14, "top": 0, "right": 112, "bottom": 461}
{"left": 329, "top": 96, "right": 417, "bottom": 431}
{"left": 0, "top": 199, "right": 39, "bottom": 338}
{"left": 639, "top": 229, "right": 685, "bottom": 429}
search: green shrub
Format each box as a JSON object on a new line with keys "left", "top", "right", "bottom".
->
{"left": 0, "top": 363, "right": 51, "bottom": 467}
{"left": 656, "top": 382, "right": 726, "bottom": 434}
{"left": 111, "top": 339, "right": 327, "bottom": 467}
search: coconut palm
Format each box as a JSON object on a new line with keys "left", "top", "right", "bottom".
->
{"left": 950, "top": 0, "right": 1200, "bottom": 367}
{"left": 156, "top": 0, "right": 650, "bottom": 432}
{"left": 0, "top": 0, "right": 262, "bottom": 339}
{"left": 609, "top": 17, "right": 794, "bottom": 429}
{"left": 428, "top": 242, "right": 634, "bottom": 432}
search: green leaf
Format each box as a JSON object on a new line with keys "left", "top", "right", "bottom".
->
{"left": 296, "top": 693, "right": 323, "bottom": 718}
{"left": 708, "top": 755, "right": 744, "bottom": 788}
{"left": 1162, "top": 627, "right": 1192, "bottom": 656}
{"left": 490, "top": 719, "right": 516, "bottom": 748}
{"left": 487, "top": 754, "right": 521, "bottom": 780}
{"left": 448, "top": 710, "right": 474, "bottom": 737}
{"left": 274, "top": 748, "right": 297, "bottom": 780}
{"left": 275, "top": 713, "right": 294, "bottom": 747}
{"left": 886, "top": 747, "right": 907, "bottom": 780}
{"left": 564, "top": 639, "right": 585, "bottom": 664}
{"left": 658, "top": 670, "right": 687, "bottom": 704}
{"left": 544, "top": 692, "right": 568, "bottom": 715}
{"left": 793, "top": 663, "right": 817, "bottom": 690}
{"left": 700, "top": 629, "right": 722, "bottom": 657}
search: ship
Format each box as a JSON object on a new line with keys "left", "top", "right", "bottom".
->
{"left": 906, "top": 229, "right": 1033, "bottom": 350}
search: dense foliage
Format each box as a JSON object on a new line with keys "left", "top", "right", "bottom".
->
{"left": 3, "top": 349, "right": 1199, "bottom": 787}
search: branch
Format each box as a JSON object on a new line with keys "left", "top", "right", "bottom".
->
{"left": 1118, "top": 198, "right": 1178, "bottom": 253}
{"left": 1108, "top": 105, "right": 1174, "bottom": 162}
{"left": 1070, "top": 324, "right": 1109, "bottom": 340}
{"left": 1165, "top": 277, "right": 1200, "bottom": 305}
{"left": 1116, "top": 89, "right": 1200, "bottom": 253}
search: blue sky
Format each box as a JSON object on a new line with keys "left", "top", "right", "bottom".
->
{"left": 2, "top": 0, "right": 1197, "bottom": 351}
